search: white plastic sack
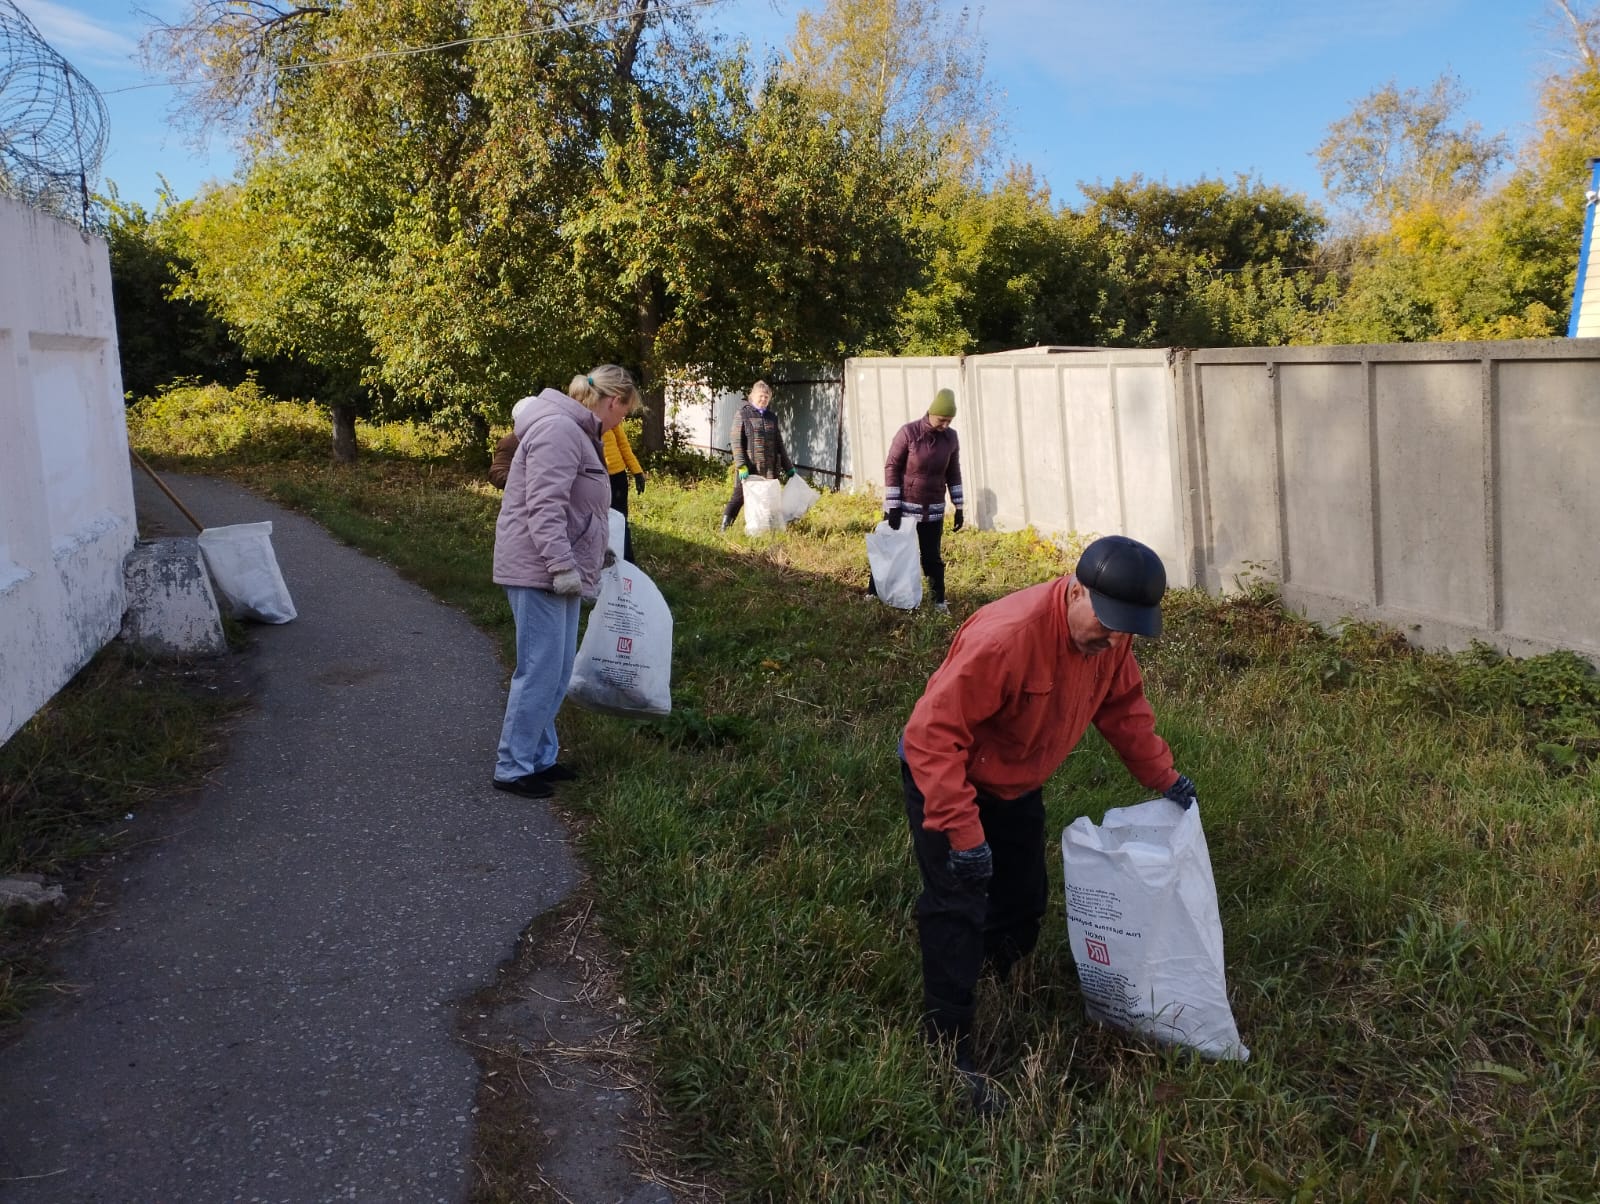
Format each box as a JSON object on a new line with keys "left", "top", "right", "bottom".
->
{"left": 607, "top": 508, "right": 627, "bottom": 560}
{"left": 864, "top": 520, "right": 921, "bottom": 609}
{"left": 196, "top": 521, "right": 297, "bottom": 624}
{"left": 1061, "top": 799, "right": 1248, "bottom": 1060}
{"left": 743, "top": 477, "right": 786, "bottom": 534}
{"left": 781, "top": 473, "right": 821, "bottom": 523}
{"left": 568, "top": 561, "right": 672, "bottom": 717}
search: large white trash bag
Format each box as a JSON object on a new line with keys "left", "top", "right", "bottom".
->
{"left": 1061, "top": 799, "right": 1249, "bottom": 1060}
{"left": 865, "top": 520, "right": 921, "bottom": 609}
{"left": 196, "top": 521, "right": 297, "bottom": 624}
{"left": 782, "top": 473, "right": 821, "bottom": 523}
{"left": 607, "top": 508, "right": 627, "bottom": 560}
{"left": 743, "top": 477, "right": 786, "bottom": 534}
{"left": 568, "top": 561, "right": 673, "bottom": 717}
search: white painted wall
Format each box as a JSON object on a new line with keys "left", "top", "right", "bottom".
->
{"left": 1, "top": 196, "right": 135, "bottom": 744}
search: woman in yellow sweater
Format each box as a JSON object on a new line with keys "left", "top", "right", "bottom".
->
{"left": 604, "top": 424, "right": 646, "bottom": 562}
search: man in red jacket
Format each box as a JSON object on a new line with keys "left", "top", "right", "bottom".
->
{"left": 900, "top": 534, "right": 1198, "bottom": 1113}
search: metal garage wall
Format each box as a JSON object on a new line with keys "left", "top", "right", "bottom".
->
{"left": 665, "top": 366, "right": 850, "bottom": 485}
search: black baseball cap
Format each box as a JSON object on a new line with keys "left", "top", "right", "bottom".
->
{"left": 1074, "top": 535, "right": 1166, "bottom": 637}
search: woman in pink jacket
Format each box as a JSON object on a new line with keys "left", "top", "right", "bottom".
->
{"left": 491, "top": 365, "right": 638, "bottom": 798}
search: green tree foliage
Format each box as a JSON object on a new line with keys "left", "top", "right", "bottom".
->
{"left": 145, "top": 0, "right": 928, "bottom": 453}
{"left": 1315, "top": 75, "right": 1507, "bottom": 230}
{"left": 895, "top": 171, "right": 1103, "bottom": 354}
{"left": 101, "top": 186, "right": 246, "bottom": 398}
{"left": 1079, "top": 174, "right": 1327, "bottom": 346}
{"left": 1311, "top": 57, "right": 1580, "bottom": 343}
{"left": 779, "top": 0, "right": 997, "bottom": 179}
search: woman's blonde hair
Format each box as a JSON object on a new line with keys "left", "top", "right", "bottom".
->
{"left": 748, "top": 379, "right": 773, "bottom": 404}
{"left": 569, "top": 364, "right": 640, "bottom": 414}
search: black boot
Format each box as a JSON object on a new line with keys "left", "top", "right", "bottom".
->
{"left": 924, "top": 1018, "right": 1006, "bottom": 1118}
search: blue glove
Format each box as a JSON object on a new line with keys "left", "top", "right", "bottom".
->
{"left": 947, "top": 841, "right": 993, "bottom": 887}
{"left": 1164, "top": 774, "right": 1198, "bottom": 810}
{"left": 737, "top": 466, "right": 749, "bottom": 481}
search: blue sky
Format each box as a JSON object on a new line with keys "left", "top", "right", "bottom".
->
{"left": 11, "top": 0, "right": 1575, "bottom": 214}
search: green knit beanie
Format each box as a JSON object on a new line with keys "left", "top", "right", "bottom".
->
{"left": 928, "top": 388, "right": 957, "bottom": 418}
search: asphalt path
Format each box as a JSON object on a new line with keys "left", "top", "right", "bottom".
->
{"left": 0, "top": 474, "right": 591, "bottom": 1202}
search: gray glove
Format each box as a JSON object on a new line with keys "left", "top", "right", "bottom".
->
{"left": 1164, "top": 774, "right": 1198, "bottom": 810}
{"left": 550, "top": 568, "right": 583, "bottom": 596}
{"left": 946, "top": 841, "right": 993, "bottom": 887}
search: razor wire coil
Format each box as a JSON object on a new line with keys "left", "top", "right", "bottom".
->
{"left": 0, "top": 0, "right": 108, "bottom": 225}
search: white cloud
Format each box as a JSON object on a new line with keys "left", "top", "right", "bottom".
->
{"left": 12, "top": 0, "right": 140, "bottom": 70}
{"left": 981, "top": 0, "right": 1464, "bottom": 102}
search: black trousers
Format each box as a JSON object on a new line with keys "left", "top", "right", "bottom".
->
{"left": 902, "top": 759, "right": 1047, "bottom": 1039}
{"left": 868, "top": 520, "right": 946, "bottom": 603}
{"left": 608, "top": 472, "right": 634, "bottom": 563}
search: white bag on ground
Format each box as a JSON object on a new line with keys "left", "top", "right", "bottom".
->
{"left": 196, "top": 521, "right": 297, "bottom": 624}
{"left": 1061, "top": 799, "right": 1248, "bottom": 1060}
{"left": 568, "top": 561, "right": 672, "bottom": 717}
{"left": 781, "top": 473, "right": 821, "bottom": 523}
{"left": 865, "top": 520, "right": 921, "bottom": 609}
{"left": 743, "top": 477, "right": 786, "bottom": 534}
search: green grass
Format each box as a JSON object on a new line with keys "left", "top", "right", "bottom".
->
{"left": 130, "top": 392, "right": 1600, "bottom": 1202}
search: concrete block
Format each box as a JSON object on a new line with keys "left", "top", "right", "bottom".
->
{"left": 121, "top": 538, "right": 228, "bottom": 657}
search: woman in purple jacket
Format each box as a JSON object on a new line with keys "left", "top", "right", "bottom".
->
{"left": 869, "top": 387, "right": 965, "bottom": 613}
{"left": 490, "top": 365, "right": 638, "bottom": 798}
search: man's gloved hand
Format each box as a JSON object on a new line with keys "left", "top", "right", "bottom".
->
{"left": 1164, "top": 774, "right": 1199, "bottom": 810}
{"left": 602, "top": 549, "right": 617, "bottom": 569}
{"left": 953, "top": 508, "right": 964, "bottom": 532}
{"left": 550, "top": 568, "right": 583, "bottom": 596}
{"left": 947, "top": 841, "right": 993, "bottom": 887}
{"left": 886, "top": 507, "right": 903, "bottom": 531}
{"left": 737, "top": 466, "right": 750, "bottom": 481}
{"left": 634, "top": 473, "right": 646, "bottom": 495}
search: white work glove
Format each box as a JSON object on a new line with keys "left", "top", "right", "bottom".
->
{"left": 550, "top": 568, "right": 582, "bottom": 596}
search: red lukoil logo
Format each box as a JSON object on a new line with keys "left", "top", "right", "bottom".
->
{"left": 1086, "top": 937, "right": 1110, "bottom": 965}
{"left": 616, "top": 636, "right": 633, "bottom": 655}
{"left": 622, "top": 576, "right": 633, "bottom": 593}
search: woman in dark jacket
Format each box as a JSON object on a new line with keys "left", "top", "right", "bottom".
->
{"left": 719, "top": 380, "right": 794, "bottom": 532}
{"left": 870, "top": 387, "right": 964, "bottom": 612}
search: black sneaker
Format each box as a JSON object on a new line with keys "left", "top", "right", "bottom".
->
{"left": 533, "top": 762, "right": 579, "bottom": 782}
{"left": 955, "top": 1055, "right": 1007, "bottom": 1118}
{"left": 491, "top": 774, "right": 553, "bottom": 799}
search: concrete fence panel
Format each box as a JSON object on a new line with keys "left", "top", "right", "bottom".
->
{"left": 1494, "top": 355, "right": 1600, "bottom": 655}
{"left": 843, "top": 357, "right": 963, "bottom": 498}
{"left": 1, "top": 197, "right": 135, "bottom": 744}
{"left": 846, "top": 339, "right": 1600, "bottom": 663}
{"left": 1278, "top": 361, "right": 1372, "bottom": 605}
{"left": 1190, "top": 340, "right": 1600, "bottom": 661}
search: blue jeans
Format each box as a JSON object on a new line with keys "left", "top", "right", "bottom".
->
{"left": 495, "top": 585, "right": 582, "bottom": 781}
